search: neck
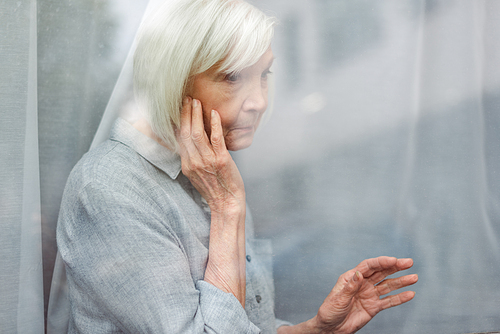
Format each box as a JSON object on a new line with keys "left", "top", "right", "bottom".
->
{"left": 132, "top": 118, "right": 172, "bottom": 150}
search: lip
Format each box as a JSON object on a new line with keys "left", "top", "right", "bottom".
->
{"left": 235, "top": 126, "right": 254, "bottom": 133}
{"left": 232, "top": 125, "right": 254, "bottom": 131}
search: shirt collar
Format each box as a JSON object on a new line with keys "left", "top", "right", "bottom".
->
{"left": 109, "top": 118, "right": 182, "bottom": 180}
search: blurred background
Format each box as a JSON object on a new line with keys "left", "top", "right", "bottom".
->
{"left": 1, "top": 0, "right": 500, "bottom": 333}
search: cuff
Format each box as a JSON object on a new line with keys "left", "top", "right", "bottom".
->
{"left": 276, "top": 318, "right": 294, "bottom": 329}
{"left": 196, "top": 280, "right": 261, "bottom": 334}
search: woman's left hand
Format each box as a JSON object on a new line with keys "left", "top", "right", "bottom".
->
{"left": 278, "top": 256, "right": 418, "bottom": 334}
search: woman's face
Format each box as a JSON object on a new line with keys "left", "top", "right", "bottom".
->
{"left": 187, "top": 48, "right": 274, "bottom": 151}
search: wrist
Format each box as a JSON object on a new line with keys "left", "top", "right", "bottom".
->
{"left": 277, "top": 316, "right": 324, "bottom": 334}
{"left": 210, "top": 205, "right": 246, "bottom": 231}
{"left": 208, "top": 194, "right": 246, "bottom": 216}
{"left": 307, "top": 316, "right": 324, "bottom": 334}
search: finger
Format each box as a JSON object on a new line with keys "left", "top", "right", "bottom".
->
{"left": 359, "top": 257, "right": 413, "bottom": 283}
{"left": 375, "top": 274, "right": 418, "bottom": 296}
{"left": 179, "top": 96, "right": 192, "bottom": 143}
{"left": 191, "top": 99, "right": 211, "bottom": 153}
{"left": 178, "top": 96, "right": 199, "bottom": 159}
{"left": 369, "top": 258, "right": 414, "bottom": 284}
{"left": 356, "top": 257, "right": 396, "bottom": 278}
{"left": 210, "top": 110, "right": 226, "bottom": 155}
{"left": 379, "top": 290, "right": 416, "bottom": 311}
{"left": 395, "top": 258, "right": 414, "bottom": 270}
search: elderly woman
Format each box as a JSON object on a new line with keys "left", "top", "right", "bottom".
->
{"left": 56, "top": 0, "right": 418, "bottom": 333}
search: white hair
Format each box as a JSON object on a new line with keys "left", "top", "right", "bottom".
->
{"left": 133, "top": 0, "right": 276, "bottom": 151}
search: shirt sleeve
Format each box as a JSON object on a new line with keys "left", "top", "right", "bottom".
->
{"left": 275, "top": 319, "right": 294, "bottom": 330}
{"left": 57, "top": 180, "right": 261, "bottom": 334}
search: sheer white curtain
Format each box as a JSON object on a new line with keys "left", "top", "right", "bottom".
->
{"left": 239, "top": 1, "right": 500, "bottom": 333}
{"left": 0, "top": 0, "right": 43, "bottom": 332}
{"left": 1, "top": 0, "right": 500, "bottom": 333}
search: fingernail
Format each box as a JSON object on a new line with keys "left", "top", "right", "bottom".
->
{"left": 211, "top": 110, "right": 216, "bottom": 118}
{"left": 353, "top": 271, "right": 361, "bottom": 282}
{"left": 193, "top": 99, "right": 198, "bottom": 107}
{"left": 183, "top": 97, "right": 189, "bottom": 105}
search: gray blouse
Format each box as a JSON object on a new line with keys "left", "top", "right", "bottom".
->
{"left": 57, "top": 118, "right": 288, "bottom": 333}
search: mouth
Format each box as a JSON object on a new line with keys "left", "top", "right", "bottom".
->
{"left": 232, "top": 126, "right": 254, "bottom": 132}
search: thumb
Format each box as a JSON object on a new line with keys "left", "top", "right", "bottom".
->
{"left": 342, "top": 271, "right": 363, "bottom": 298}
{"left": 323, "top": 271, "right": 363, "bottom": 315}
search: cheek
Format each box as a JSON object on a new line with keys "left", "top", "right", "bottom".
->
{"left": 190, "top": 85, "right": 226, "bottom": 135}
{"left": 211, "top": 97, "right": 242, "bottom": 131}
{"left": 190, "top": 78, "right": 243, "bottom": 136}
{"left": 200, "top": 96, "right": 238, "bottom": 138}
{"left": 220, "top": 108, "right": 243, "bottom": 138}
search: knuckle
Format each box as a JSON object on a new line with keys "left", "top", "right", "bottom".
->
{"left": 211, "top": 132, "right": 222, "bottom": 143}
{"left": 216, "top": 155, "right": 229, "bottom": 168}
{"left": 211, "top": 137, "right": 221, "bottom": 146}
{"left": 180, "top": 129, "right": 191, "bottom": 140}
{"left": 190, "top": 160, "right": 202, "bottom": 171}
{"left": 192, "top": 130, "right": 205, "bottom": 142}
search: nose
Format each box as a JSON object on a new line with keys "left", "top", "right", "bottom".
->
{"left": 242, "top": 78, "right": 268, "bottom": 113}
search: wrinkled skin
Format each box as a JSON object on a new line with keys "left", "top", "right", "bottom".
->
{"left": 277, "top": 257, "right": 418, "bottom": 334}
{"left": 177, "top": 97, "right": 247, "bottom": 306}
{"left": 176, "top": 49, "right": 274, "bottom": 307}
{"left": 175, "top": 49, "right": 418, "bottom": 331}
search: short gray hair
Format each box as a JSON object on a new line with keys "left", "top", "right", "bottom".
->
{"left": 133, "top": 0, "right": 276, "bottom": 151}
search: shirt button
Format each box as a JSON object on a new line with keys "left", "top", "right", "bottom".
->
{"left": 256, "top": 295, "right": 262, "bottom": 303}
{"left": 246, "top": 255, "right": 252, "bottom": 262}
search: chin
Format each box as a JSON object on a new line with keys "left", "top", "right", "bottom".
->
{"left": 226, "top": 138, "right": 254, "bottom": 151}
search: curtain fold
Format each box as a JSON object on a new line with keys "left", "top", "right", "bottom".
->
{"left": 18, "top": 1, "right": 44, "bottom": 332}
{"left": 395, "top": 2, "right": 500, "bottom": 330}
{"left": 0, "top": 0, "right": 44, "bottom": 333}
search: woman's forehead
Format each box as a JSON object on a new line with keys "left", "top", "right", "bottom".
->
{"left": 227, "top": 48, "right": 274, "bottom": 74}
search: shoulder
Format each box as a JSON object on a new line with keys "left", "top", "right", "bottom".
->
{"left": 59, "top": 139, "right": 178, "bottom": 224}
{"left": 70, "top": 140, "right": 141, "bottom": 187}
{"left": 57, "top": 139, "right": 185, "bottom": 243}
{"left": 65, "top": 139, "right": 163, "bottom": 197}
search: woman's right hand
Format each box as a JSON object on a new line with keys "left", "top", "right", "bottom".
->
{"left": 177, "top": 97, "right": 245, "bottom": 213}
{"left": 177, "top": 97, "right": 247, "bottom": 307}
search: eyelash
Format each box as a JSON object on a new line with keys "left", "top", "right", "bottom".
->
{"left": 225, "top": 73, "right": 240, "bottom": 82}
{"left": 262, "top": 70, "right": 272, "bottom": 79}
{"left": 224, "top": 70, "right": 273, "bottom": 83}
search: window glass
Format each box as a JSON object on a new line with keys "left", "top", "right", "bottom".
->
{"left": 13, "top": 0, "right": 500, "bottom": 332}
